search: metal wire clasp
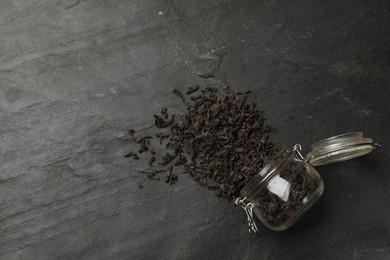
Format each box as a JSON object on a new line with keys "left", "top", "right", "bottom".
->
{"left": 293, "top": 144, "right": 305, "bottom": 160}
{"left": 235, "top": 197, "right": 258, "bottom": 234}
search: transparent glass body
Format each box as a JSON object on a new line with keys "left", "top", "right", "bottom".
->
{"left": 240, "top": 150, "right": 324, "bottom": 231}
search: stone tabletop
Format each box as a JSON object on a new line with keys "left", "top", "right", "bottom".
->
{"left": 1, "top": 0, "right": 389, "bottom": 259}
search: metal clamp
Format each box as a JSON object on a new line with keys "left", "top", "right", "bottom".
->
{"left": 293, "top": 144, "right": 305, "bottom": 160}
{"left": 373, "top": 143, "right": 381, "bottom": 150}
{"left": 235, "top": 197, "right": 258, "bottom": 234}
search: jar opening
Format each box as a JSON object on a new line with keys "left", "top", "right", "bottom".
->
{"left": 308, "top": 144, "right": 373, "bottom": 166}
{"left": 307, "top": 132, "right": 374, "bottom": 166}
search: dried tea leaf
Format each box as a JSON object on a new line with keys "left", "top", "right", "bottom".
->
{"left": 186, "top": 84, "right": 199, "bottom": 94}
{"left": 148, "top": 156, "right": 156, "bottom": 166}
{"left": 154, "top": 114, "right": 175, "bottom": 128}
{"left": 173, "top": 89, "right": 186, "bottom": 104}
{"left": 155, "top": 132, "right": 169, "bottom": 144}
{"left": 124, "top": 151, "right": 139, "bottom": 159}
{"left": 197, "top": 73, "right": 214, "bottom": 78}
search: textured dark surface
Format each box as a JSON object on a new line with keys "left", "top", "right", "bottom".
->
{"left": 1, "top": 0, "right": 390, "bottom": 259}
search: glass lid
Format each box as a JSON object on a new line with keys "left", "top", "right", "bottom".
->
{"left": 306, "top": 132, "right": 378, "bottom": 166}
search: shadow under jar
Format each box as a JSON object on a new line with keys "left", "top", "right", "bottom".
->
{"left": 236, "top": 132, "right": 379, "bottom": 233}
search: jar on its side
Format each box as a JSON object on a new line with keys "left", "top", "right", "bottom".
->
{"left": 240, "top": 149, "right": 324, "bottom": 231}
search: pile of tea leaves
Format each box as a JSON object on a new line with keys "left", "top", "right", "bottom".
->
{"left": 126, "top": 84, "right": 278, "bottom": 201}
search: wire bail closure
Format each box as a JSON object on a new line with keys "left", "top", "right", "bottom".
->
{"left": 235, "top": 197, "right": 258, "bottom": 234}
{"left": 293, "top": 144, "right": 305, "bottom": 160}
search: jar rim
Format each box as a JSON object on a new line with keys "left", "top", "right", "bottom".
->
{"left": 306, "top": 132, "right": 374, "bottom": 166}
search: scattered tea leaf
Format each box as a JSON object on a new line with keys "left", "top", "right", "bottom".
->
{"left": 187, "top": 84, "right": 199, "bottom": 94}
{"left": 197, "top": 73, "right": 214, "bottom": 79}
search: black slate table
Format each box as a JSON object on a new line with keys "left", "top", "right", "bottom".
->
{"left": 1, "top": 0, "right": 389, "bottom": 259}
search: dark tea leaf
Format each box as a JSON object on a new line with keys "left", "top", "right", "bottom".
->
{"left": 124, "top": 151, "right": 139, "bottom": 159}
{"left": 187, "top": 84, "right": 199, "bottom": 94}
{"left": 155, "top": 132, "right": 170, "bottom": 144}
{"left": 197, "top": 73, "right": 214, "bottom": 78}
{"left": 173, "top": 89, "right": 186, "bottom": 104}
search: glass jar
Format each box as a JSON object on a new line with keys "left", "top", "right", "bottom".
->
{"left": 236, "top": 132, "right": 379, "bottom": 233}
